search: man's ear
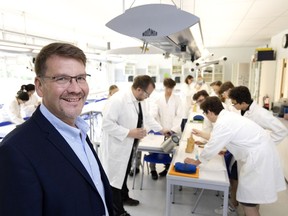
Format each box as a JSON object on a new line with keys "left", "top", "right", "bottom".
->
{"left": 34, "top": 77, "right": 43, "bottom": 98}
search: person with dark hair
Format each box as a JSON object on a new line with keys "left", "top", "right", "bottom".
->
{"left": 184, "top": 96, "right": 286, "bottom": 216}
{"left": 149, "top": 78, "right": 182, "bottom": 180}
{"left": 218, "top": 81, "right": 239, "bottom": 114}
{"left": 192, "top": 90, "right": 209, "bottom": 105}
{"left": 20, "top": 84, "right": 41, "bottom": 117}
{"left": 210, "top": 80, "right": 222, "bottom": 96}
{"left": 229, "top": 86, "right": 288, "bottom": 144}
{"left": 184, "top": 74, "right": 194, "bottom": 85}
{"left": 0, "top": 43, "right": 114, "bottom": 216}
{"left": 100, "top": 75, "right": 169, "bottom": 216}
{"left": 192, "top": 90, "right": 213, "bottom": 135}
{"left": 0, "top": 90, "right": 29, "bottom": 125}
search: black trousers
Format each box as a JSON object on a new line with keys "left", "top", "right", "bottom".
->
{"left": 111, "top": 148, "right": 134, "bottom": 215}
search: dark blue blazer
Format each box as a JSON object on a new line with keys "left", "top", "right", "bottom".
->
{"left": 0, "top": 107, "right": 114, "bottom": 216}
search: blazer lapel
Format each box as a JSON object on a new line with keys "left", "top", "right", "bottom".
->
{"left": 32, "top": 108, "right": 97, "bottom": 191}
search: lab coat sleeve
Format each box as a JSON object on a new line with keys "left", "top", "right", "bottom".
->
{"left": 199, "top": 123, "right": 233, "bottom": 164}
{"left": 8, "top": 101, "right": 24, "bottom": 125}
{"left": 171, "top": 96, "right": 183, "bottom": 133}
{"left": 142, "top": 100, "right": 162, "bottom": 132}
{"left": 101, "top": 99, "right": 130, "bottom": 142}
{"left": 246, "top": 103, "right": 288, "bottom": 144}
{"left": 264, "top": 115, "right": 288, "bottom": 144}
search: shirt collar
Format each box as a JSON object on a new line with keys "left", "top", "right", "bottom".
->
{"left": 39, "top": 104, "right": 89, "bottom": 135}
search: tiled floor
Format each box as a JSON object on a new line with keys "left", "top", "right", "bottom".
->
{"left": 125, "top": 165, "right": 288, "bottom": 216}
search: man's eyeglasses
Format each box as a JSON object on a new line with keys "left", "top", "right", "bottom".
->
{"left": 39, "top": 74, "right": 91, "bottom": 85}
{"left": 142, "top": 89, "right": 150, "bottom": 97}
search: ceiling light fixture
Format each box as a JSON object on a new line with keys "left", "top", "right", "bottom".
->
{"left": 0, "top": 45, "right": 31, "bottom": 52}
{"left": 106, "top": 3, "right": 205, "bottom": 61}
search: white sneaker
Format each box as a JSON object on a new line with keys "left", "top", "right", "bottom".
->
{"left": 214, "top": 205, "right": 238, "bottom": 216}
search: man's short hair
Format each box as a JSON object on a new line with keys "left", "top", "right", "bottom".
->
{"left": 35, "top": 42, "right": 86, "bottom": 77}
{"left": 132, "top": 75, "right": 155, "bottom": 90}
{"left": 219, "top": 81, "right": 234, "bottom": 95}
{"left": 163, "top": 78, "right": 176, "bottom": 88}
{"left": 229, "top": 86, "right": 252, "bottom": 104}
{"left": 193, "top": 90, "right": 209, "bottom": 101}
{"left": 200, "top": 96, "right": 224, "bottom": 115}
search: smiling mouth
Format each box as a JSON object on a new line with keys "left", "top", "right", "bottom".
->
{"left": 63, "top": 97, "right": 81, "bottom": 102}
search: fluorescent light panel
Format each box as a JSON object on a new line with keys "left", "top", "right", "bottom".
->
{"left": 0, "top": 45, "right": 31, "bottom": 52}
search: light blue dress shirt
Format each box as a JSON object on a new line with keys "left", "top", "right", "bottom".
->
{"left": 40, "top": 104, "right": 108, "bottom": 215}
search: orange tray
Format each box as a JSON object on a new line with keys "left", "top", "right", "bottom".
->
{"left": 169, "top": 165, "right": 199, "bottom": 178}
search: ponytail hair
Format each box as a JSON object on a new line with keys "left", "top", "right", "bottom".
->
{"left": 16, "top": 91, "right": 29, "bottom": 101}
{"left": 20, "top": 84, "right": 35, "bottom": 92}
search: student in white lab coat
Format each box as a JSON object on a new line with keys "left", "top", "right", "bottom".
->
{"left": 209, "top": 80, "right": 222, "bottom": 96}
{"left": 184, "top": 96, "right": 286, "bottom": 216}
{"left": 20, "top": 84, "right": 40, "bottom": 117}
{"left": 0, "top": 91, "right": 29, "bottom": 125}
{"left": 180, "top": 75, "right": 195, "bottom": 131}
{"left": 229, "top": 86, "right": 288, "bottom": 144}
{"left": 194, "top": 74, "right": 209, "bottom": 93}
{"left": 192, "top": 90, "right": 213, "bottom": 134}
{"left": 149, "top": 78, "right": 182, "bottom": 180}
{"left": 100, "top": 75, "right": 169, "bottom": 216}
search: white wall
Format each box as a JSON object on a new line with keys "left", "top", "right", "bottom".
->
{"left": 270, "top": 29, "right": 288, "bottom": 59}
{"left": 209, "top": 47, "right": 256, "bottom": 81}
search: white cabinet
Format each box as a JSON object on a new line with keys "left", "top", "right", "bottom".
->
{"left": 202, "top": 64, "right": 224, "bottom": 84}
{"left": 249, "top": 61, "right": 277, "bottom": 107}
{"left": 231, "top": 63, "right": 250, "bottom": 86}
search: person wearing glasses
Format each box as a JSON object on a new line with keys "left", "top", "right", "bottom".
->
{"left": 100, "top": 75, "right": 169, "bottom": 216}
{"left": 192, "top": 90, "right": 213, "bottom": 136}
{"left": 0, "top": 43, "right": 114, "bottom": 216}
{"left": 184, "top": 96, "right": 286, "bottom": 216}
{"left": 218, "top": 81, "right": 239, "bottom": 114}
{"left": 229, "top": 86, "right": 288, "bottom": 145}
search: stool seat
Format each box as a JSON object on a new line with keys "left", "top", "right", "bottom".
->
{"left": 143, "top": 153, "right": 172, "bottom": 164}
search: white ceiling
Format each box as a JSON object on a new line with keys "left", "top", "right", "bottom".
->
{"left": 1, "top": 0, "right": 288, "bottom": 50}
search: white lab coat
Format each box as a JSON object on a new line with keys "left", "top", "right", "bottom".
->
{"left": 244, "top": 101, "right": 288, "bottom": 144}
{"left": 21, "top": 94, "right": 40, "bottom": 117}
{"left": 194, "top": 82, "right": 209, "bottom": 93}
{"left": 0, "top": 98, "right": 24, "bottom": 125}
{"left": 151, "top": 93, "right": 182, "bottom": 134}
{"left": 99, "top": 89, "right": 162, "bottom": 189}
{"left": 199, "top": 110, "right": 286, "bottom": 204}
{"left": 181, "top": 83, "right": 195, "bottom": 119}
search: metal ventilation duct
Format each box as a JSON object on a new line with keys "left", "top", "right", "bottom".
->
{"left": 106, "top": 4, "right": 204, "bottom": 60}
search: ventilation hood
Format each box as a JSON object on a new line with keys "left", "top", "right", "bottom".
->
{"left": 106, "top": 4, "right": 204, "bottom": 61}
